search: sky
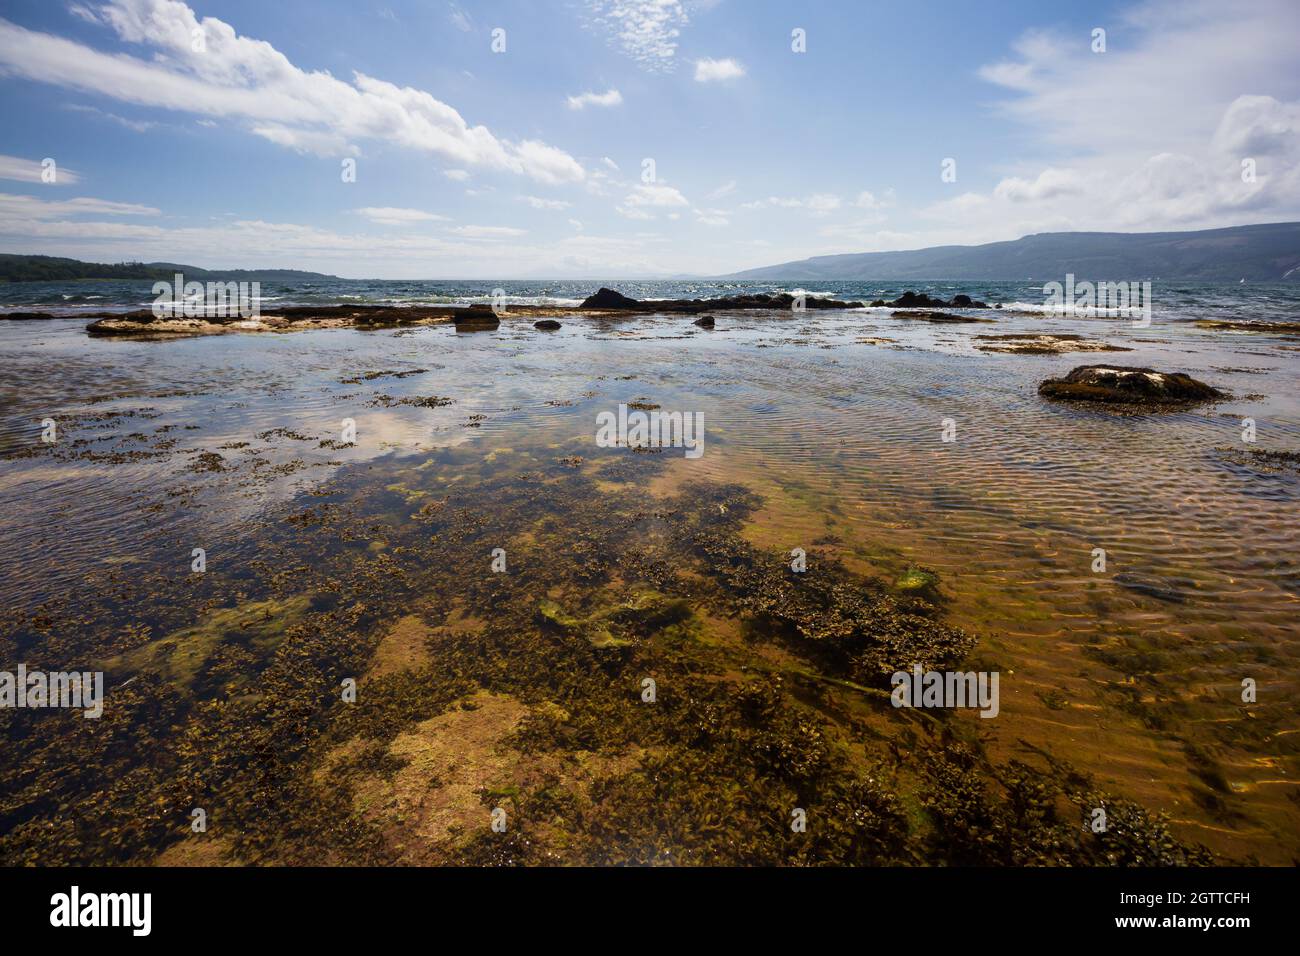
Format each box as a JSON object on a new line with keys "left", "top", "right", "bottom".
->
{"left": 0, "top": 0, "right": 1298, "bottom": 278}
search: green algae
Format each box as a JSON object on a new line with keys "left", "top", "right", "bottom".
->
{"left": 105, "top": 595, "right": 314, "bottom": 689}
{"left": 0, "top": 438, "right": 1219, "bottom": 867}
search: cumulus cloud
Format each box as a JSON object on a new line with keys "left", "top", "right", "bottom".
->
{"left": 945, "top": 0, "right": 1300, "bottom": 236}
{"left": 566, "top": 89, "right": 623, "bottom": 110}
{"left": 693, "top": 57, "right": 744, "bottom": 82}
{"left": 992, "top": 168, "right": 1083, "bottom": 202}
{"left": 0, "top": 0, "right": 584, "bottom": 183}
{"left": 622, "top": 183, "right": 689, "bottom": 208}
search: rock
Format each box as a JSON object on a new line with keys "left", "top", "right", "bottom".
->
{"left": 452, "top": 304, "right": 500, "bottom": 331}
{"left": 894, "top": 568, "right": 941, "bottom": 601}
{"left": 694, "top": 315, "right": 715, "bottom": 328}
{"left": 533, "top": 319, "right": 561, "bottom": 330}
{"left": 578, "top": 288, "right": 863, "bottom": 313}
{"left": 580, "top": 287, "right": 641, "bottom": 309}
{"left": 882, "top": 291, "right": 989, "bottom": 309}
{"left": 890, "top": 310, "right": 993, "bottom": 324}
{"left": 974, "top": 333, "right": 1130, "bottom": 355}
{"left": 1038, "top": 365, "right": 1225, "bottom": 408}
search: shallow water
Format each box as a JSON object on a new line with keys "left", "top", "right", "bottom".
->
{"left": 1, "top": 298, "right": 1297, "bottom": 864}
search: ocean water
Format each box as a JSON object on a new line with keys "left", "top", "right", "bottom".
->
{"left": 3, "top": 277, "right": 1300, "bottom": 326}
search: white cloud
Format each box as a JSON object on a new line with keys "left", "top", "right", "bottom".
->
{"left": 614, "top": 205, "right": 655, "bottom": 221}
{"left": 566, "top": 89, "right": 623, "bottom": 110}
{"left": 694, "top": 57, "right": 745, "bottom": 82}
{"left": 64, "top": 103, "right": 158, "bottom": 132}
{"left": 992, "top": 168, "right": 1083, "bottom": 202}
{"left": 584, "top": 0, "right": 689, "bottom": 72}
{"left": 961, "top": 0, "right": 1300, "bottom": 233}
{"left": 354, "top": 207, "right": 451, "bottom": 226}
{"left": 521, "top": 196, "right": 572, "bottom": 210}
{"left": 0, "top": 155, "right": 78, "bottom": 185}
{"left": 622, "top": 182, "right": 689, "bottom": 208}
{"left": 0, "top": 0, "right": 584, "bottom": 184}
{"left": 0, "top": 192, "right": 157, "bottom": 219}
{"left": 694, "top": 208, "right": 729, "bottom": 226}
{"left": 806, "top": 193, "right": 840, "bottom": 214}
{"left": 449, "top": 225, "right": 527, "bottom": 238}
{"left": 705, "top": 179, "right": 736, "bottom": 200}
{"left": 602, "top": 157, "right": 619, "bottom": 171}
{"left": 741, "top": 193, "right": 840, "bottom": 214}
{"left": 853, "top": 189, "right": 895, "bottom": 209}
{"left": 443, "top": 169, "right": 470, "bottom": 182}
{"left": 447, "top": 3, "right": 472, "bottom": 32}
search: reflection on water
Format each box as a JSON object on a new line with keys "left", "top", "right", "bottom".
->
{"left": 0, "top": 306, "right": 1297, "bottom": 864}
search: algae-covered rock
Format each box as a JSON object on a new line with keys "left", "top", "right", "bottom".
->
{"left": 106, "top": 595, "right": 313, "bottom": 688}
{"left": 1038, "top": 365, "right": 1225, "bottom": 409}
{"left": 894, "top": 568, "right": 941, "bottom": 601}
{"left": 536, "top": 590, "right": 691, "bottom": 648}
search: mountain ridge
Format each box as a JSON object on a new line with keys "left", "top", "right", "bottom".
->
{"left": 719, "top": 222, "right": 1300, "bottom": 282}
{"left": 0, "top": 254, "right": 337, "bottom": 283}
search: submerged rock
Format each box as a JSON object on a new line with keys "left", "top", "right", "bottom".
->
{"left": 694, "top": 315, "right": 716, "bottom": 328}
{"left": 890, "top": 310, "right": 993, "bottom": 324}
{"left": 452, "top": 304, "right": 500, "bottom": 331}
{"left": 974, "top": 333, "right": 1130, "bottom": 355}
{"left": 1039, "top": 365, "right": 1225, "bottom": 409}
{"left": 533, "top": 319, "right": 562, "bottom": 330}
{"left": 894, "top": 568, "right": 942, "bottom": 601}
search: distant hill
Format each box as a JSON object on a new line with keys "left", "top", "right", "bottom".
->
{"left": 721, "top": 222, "right": 1300, "bottom": 282}
{"left": 0, "top": 254, "right": 336, "bottom": 283}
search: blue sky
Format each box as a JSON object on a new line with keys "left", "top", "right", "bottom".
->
{"left": 1, "top": 0, "right": 1298, "bottom": 277}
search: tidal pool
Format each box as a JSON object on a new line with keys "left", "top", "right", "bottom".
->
{"left": 1, "top": 308, "right": 1296, "bottom": 865}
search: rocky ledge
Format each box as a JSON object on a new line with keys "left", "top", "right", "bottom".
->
{"left": 577, "top": 287, "right": 863, "bottom": 312}
{"left": 1038, "top": 365, "right": 1225, "bottom": 410}
{"left": 0, "top": 286, "right": 997, "bottom": 337}
{"left": 869, "top": 291, "right": 991, "bottom": 309}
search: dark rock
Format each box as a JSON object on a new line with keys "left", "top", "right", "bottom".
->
{"left": 453, "top": 304, "right": 500, "bottom": 331}
{"left": 1038, "top": 365, "right": 1225, "bottom": 408}
{"left": 882, "top": 290, "right": 989, "bottom": 309}
{"left": 694, "top": 315, "right": 715, "bottom": 328}
{"left": 890, "top": 310, "right": 992, "bottom": 324}
{"left": 578, "top": 288, "right": 863, "bottom": 313}
{"left": 580, "top": 287, "right": 641, "bottom": 309}
{"left": 533, "top": 319, "right": 562, "bottom": 330}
